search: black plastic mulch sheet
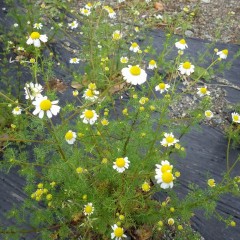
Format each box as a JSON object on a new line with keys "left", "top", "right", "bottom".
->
{"left": 0, "top": 2, "right": 240, "bottom": 239}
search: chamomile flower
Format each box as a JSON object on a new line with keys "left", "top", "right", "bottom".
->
{"left": 216, "top": 49, "right": 228, "bottom": 59}
{"left": 65, "top": 130, "right": 77, "bottom": 144}
{"left": 232, "top": 112, "right": 240, "bottom": 123}
{"left": 85, "top": 2, "right": 93, "bottom": 9}
{"left": 129, "top": 42, "right": 140, "bottom": 52}
{"left": 73, "top": 90, "right": 79, "bottom": 96}
{"left": 69, "top": 58, "right": 80, "bottom": 64}
{"left": 205, "top": 110, "right": 213, "bottom": 119}
{"left": 118, "top": 0, "right": 125, "bottom": 3}
{"left": 68, "top": 20, "right": 78, "bottom": 29}
{"left": 148, "top": 60, "right": 157, "bottom": 69}
{"left": 175, "top": 39, "right": 188, "bottom": 50}
{"left": 33, "top": 23, "right": 43, "bottom": 29}
{"left": 107, "top": 8, "right": 116, "bottom": 18}
{"left": 83, "top": 88, "right": 99, "bottom": 101}
{"left": 208, "top": 179, "right": 216, "bottom": 187}
{"left": 17, "top": 46, "right": 25, "bottom": 51}
{"left": 197, "top": 86, "right": 210, "bottom": 97}
{"left": 141, "top": 182, "right": 151, "bottom": 192}
{"left": 101, "top": 118, "right": 109, "bottom": 126}
{"left": 26, "top": 31, "right": 48, "bottom": 47}
{"left": 88, "top": 83, "right": 97, "bottom": 90}
{"left": 155, "top": 82, "right": 170, "bottom": 94}
{"left": 155, "top": 160, "right": 173, "bottom": 174}
{"left": 113, "top": 157, "right": 130, "bottom": 173}
{"left": 24, "top": 82, "right": 43, "bottom": 100}
{"left": 32, "top": 96, "right": 60, "bottom": 119}
{"left": 161, "top": 132, "right": 179, "bottom": 147}
{"left": 12, "top": 106, "right": 22, "bottom": 115}
{"left": 111, "top": 224, "right": 127, "bottom": 240}
{"left": 112, "top": 30, "right": 122, "bottom": 40}
{"left": 83, "top": 203, "right": 94, "bottom": 216}
{"left": 121, "top": 65, "right": 147, "bottom": 85}
{"left": 155, "top": 169, "right": 174, "bottom": 189}
{"left": 178, "top": 61, "right": 194, "bottom": 76}
{"left": 120, "top": 57, "right": 128, "bottom": 63}
{"left": 80, "top": 8, "right": 91, "bottom": 16}
{"left": 80, "top": 109, "right": 99, "bottom": 125}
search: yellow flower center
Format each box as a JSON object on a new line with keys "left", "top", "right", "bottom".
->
{"left": 84, "top": 110, "right": 94, "bottom": 119}
{"left": 101, "top": 119, "right": 109, "bottom": 125}
{"left": 149, "top": 60, "right": 156, "bottom": 65}
{"left": 88, "top": 83, "right": 96, "bottom": 90}
{"left": 159, "top": 83, "right": 165, "bottom": 90}
{"left": 142, "top": 182, "right": 150, "bottom": 192}
{"left": 130, "top": 66, "right": 141, "bottom": 76}
{"left": 14, "top": 107, "right": 20, "bottom": 111}
{"left": 76, "top": 167, "right": 84, "bottom": 174}
{"left": 200, "top": 88, "right": 207, "bottom": 94}
{"left": 40, "top": 99, "right": 52, "bottom": 111}
{"left": 114, "top": 227, "right": 124, "bottom": 237}
{"left": 179, "top": 39, "right": 186, "bottom": 44}
{"left": 86, "top": 89, "right": 94, "bottom": 97}
{"left": 72, "top": 58, "right": 77, "bottom": 62}
{"left": 84, "top": 9, "right": 89, "bottom": 14}
{"left": 65, "top": 131, "right": 73, "bottom": 140}
{"left": 205, "top": 111, "right": 212, "bottom": 117}
{"left": 30, "top": 32, "right": 40, "bottom": 39}
{"left": 161, "top": 165, "right": 172, "bottom": 173}
{"left": 233, "top": 115, "right": 239, "bottom": 121}
{"left": 113, "top": 32, "right": 121, "bottom": 40}
{"left": 131, "top": 42, "right": 138, "bottom": 48}
{"left": 115, "top": 158, "right": 125, "bottom": 168}
{"left": 166, "top": 136, "right": 174, "bottom": 143}
{"left": 222, "top": 49, "right": 228, "bottom": 55}
{"left": 108, "top": 8, "right": 114, "bottom": 13}
{"left": 183, "top": 62, "right": 191, "bottom": 69}
{"left": 162, "top": 172, "right": 173, "bottom": 183}
{"left": 85, "top": 205, "right": 93, "bottom": 214}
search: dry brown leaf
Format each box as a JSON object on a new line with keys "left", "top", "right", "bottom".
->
{"left": 135, "top": 226, "right": 152, "bottom": 240}
{"left": 109, "top": 82, "right": 126, "bottom": 94}
{"left": 154, "top": 2, "right": 164, "bottom": 11}
{"left": 71, "top": 81, "right": 83, "bottom": 90}
{"left": 47, "top": 78, "right": 68, "bottom": 93}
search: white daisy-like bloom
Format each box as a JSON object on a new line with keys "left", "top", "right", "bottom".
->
{"left": 12, "top": 106, "right": 22, "bottom": 115}
{"left": 83, "top": 88, "right": 99, "bottom": 101}
{"left": 129, "top": 42, "right": 140, "bottom": 52}
{"left": 197, "top": 86, "right": 210, "bottom": 97}
{"left": 26, "top": 32, "right": 48, "bottom": 47}
{"left": 69, "top": 58, "right": 80, "bottom": 64}
{"left": 113, "top": 157, "right": 130, "bottom": 173}
{"left": 205, "top": 110, "right": 213, "bottom": 119}
{"left": 65, "top": 130, "right": 77, "bottom": 144}
{"left": 160, "top": 132, "right": 179, "bottom": 147}
{"left": 112, "top": 30, "right": 122, "bottom": 41}
{"left": 120, "top": 57, "right": 128, "bottom": 63}
{"left": 13, "top": 23, "right": 18, "bottom": 27}
{"left": 85, "top": 2, "right": 93, "bottom": 9}
{"left": 33, "top": 23, "right": 43, "bottom": 29}
{"left": 83, "top": 203, "right": 94, "bottom": 216}
{"left": 155, "top": 160, "right": 173, "bottom": 175}
{"left": 155, "top": 169, "right": 174, "bottom": 189}
{"left": 105, "top": 7, "right": 116, "bottom": 18}
{"left": 68, "top": 20, "right": 78, "bottom": 29}
{"left": 80, "top": 109, "right": 99, "bottom": 125}
{"left": 232, "top": 112, "right": 240, "bottom": 123}
{"left": 121, "top": 65, "right": 147, "bottom": 85}
{"left": 118, "top": 0, "right": 125, "bottom": 3}
{"left": 145, "top": 0, "right": 152, "bottom": 3}
{"left": 32, "top": 96, "right": 60, "bottom": 119}
{"left": 175, "top": 39, "right": 188, "bottom": 50}
{"left": 111, "top": 224, "right": 127, "bottom": 240}
{"left": 178, "top": 61, "right": 195, "bottom": 76}
{"left": 148, "top": 60, "right": 157, "bottom": 70}
{"left": 24, "top": 82, "right": 43, "bottom": 100}
{"left": 155, "top": 82, "right": 170, "bottom": 94}
{"left": 216, "top": 49, "right": 228, "bottom": 59}
{"left": 80, "top": 8, "right": 91, "bottom": 16}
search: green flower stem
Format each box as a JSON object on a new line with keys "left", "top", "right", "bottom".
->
{"left": 0, "top": 91, "right": 15, "bottom": 103}
{"left": 0, "top": 137, "right": 55, "bottom": 144}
